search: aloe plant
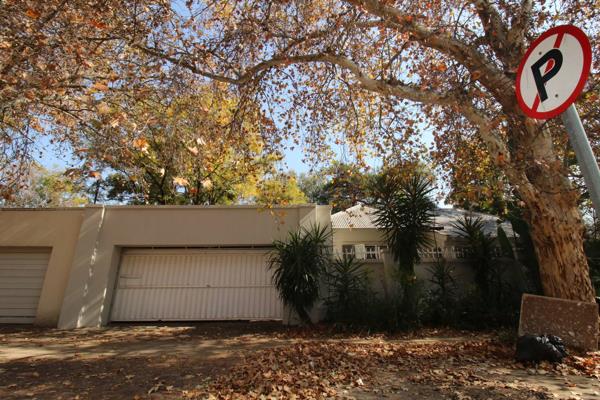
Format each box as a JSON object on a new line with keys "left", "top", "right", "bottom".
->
{"left": 269, "top": 224, "right": 331, "bottom": 324}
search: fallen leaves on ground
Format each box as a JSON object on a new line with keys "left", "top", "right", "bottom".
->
{"left": 188, "top": 339, "right": 578, "bottom": 399}
{"left": 2, "top": 325, "right": 598, "bottom": 400}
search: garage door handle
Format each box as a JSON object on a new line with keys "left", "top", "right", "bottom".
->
{"left": 120, "top": 275, "right": 142, "bottom": 279}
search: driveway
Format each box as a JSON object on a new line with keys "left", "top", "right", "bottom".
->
{"left": 0, "top": 323, "right": 598, "bottom": 399}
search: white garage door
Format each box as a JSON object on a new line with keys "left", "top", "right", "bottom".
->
{"left": 110, "top": 248, "right": 283, "bottom": 321}
{"left": 0, "top": 249, "right": 50, "bottom": 323}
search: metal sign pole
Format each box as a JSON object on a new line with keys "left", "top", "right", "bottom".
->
{"left": 561, "top": 104, "right": 600, "bottom": 216}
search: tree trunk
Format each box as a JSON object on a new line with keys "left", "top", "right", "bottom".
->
{"left": 522, "top": 188, "right": 596, "bottom": 302}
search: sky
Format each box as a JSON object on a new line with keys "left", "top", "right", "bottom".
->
{"left": 35, "top": 132, "right": 350, "bottom": 175}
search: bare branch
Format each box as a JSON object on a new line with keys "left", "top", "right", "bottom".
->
{"left": 343, "top": 0, "right": 514, "bottom": 105}
{"left": 507, "top": 0, "right": 533, "bottom": 64}
{"left": 470, "top": 0, "right": 510, "bottom": 64}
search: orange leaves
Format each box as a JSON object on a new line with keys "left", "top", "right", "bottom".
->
{"left": 201, "top": 178, "right": 213, "bottom": 189}
{"left": 190, "top": 336, "right": 551, "bottom": 399}
{"left": 173, "top": 176, "right": 189, "bottom": 186}
{"left": 433, "top": 62, "right": 447, "bottom": 73}
{"left": 25, "top": 8, "right": 41, "bottom": 19}
{"left": 187, "top": 146, "right": 199, "bottom": 156}
{"left": 24, "top": 90, "right": 36, "bottom": 100}
{"left": 92, "top": 82, "right": 110, "bottom": 92}
{"left": 132, "top": 137, "right": 149, "bottom": 153}
{"left": 396, "top": 15, "right": 414, "bottom": 24}
{"left": 97, "top": 102, "right": 111, "bottom": 115}
{"left": 88, "top": 19, "right": 108, "bottom": 30}
{"left": 471, "top": 70, "right": 482, "bottom": 81}
{"left": 496, "top": 152, "right": 505, "bottom": 164}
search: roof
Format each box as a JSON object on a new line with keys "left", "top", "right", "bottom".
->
{"left": 331, "top": 205, "right": 378, "bottom": 229}
{"left": 331, "top": 205, "right": 514, "bottom": 237}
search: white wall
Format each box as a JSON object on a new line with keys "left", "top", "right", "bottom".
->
{"left": 58, "top": 205, "right": 331, "bottom": 328}
{"left": 0, "top": 209, "right": 84, "bottom": 326}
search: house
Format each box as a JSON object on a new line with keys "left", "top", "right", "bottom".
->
{"left": 331, "top": 204, "right": 518, "bottom": 296}
{"left": 0, "top": 203, "right": 518, "bottom": 328}
{"left": 0, "top": 205, "right": 330, "bottom": 328}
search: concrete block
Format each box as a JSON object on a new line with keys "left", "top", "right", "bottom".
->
{"left": 519, "top": 293, "right": 599, "bottom": 351}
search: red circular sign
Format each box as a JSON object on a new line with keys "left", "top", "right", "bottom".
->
{"left": 515, "top": 25, "right": 592, "bottom": 119}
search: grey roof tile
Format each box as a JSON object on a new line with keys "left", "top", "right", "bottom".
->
{"left": 331, "top": 204, "right": 515, "bottom": 237}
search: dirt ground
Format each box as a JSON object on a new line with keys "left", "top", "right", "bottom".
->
{"left": 0, "top": 323, "right": 598, "bottom": 399}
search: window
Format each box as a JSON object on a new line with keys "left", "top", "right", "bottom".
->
{"left": 365, "top": 245, "right": 380, "bottom": 260}
{"left": 419, "top": 247, "right": 442, "bottom": 259}
{"left": 342, "top": 245, "right": 355, "bottom": 260}
{"left": 453, "top": 246, "right": 472, "bottom": 259}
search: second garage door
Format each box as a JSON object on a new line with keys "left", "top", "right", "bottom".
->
{"left": 0, "top": 248, "right": 50, "bottom": 324}
{"left": 110, "top": 248, "right": 283, "bottom": 321}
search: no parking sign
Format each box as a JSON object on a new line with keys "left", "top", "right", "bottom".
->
{"left": 516, "top": 25, "right": 600, "bottom": 214}
{"left": 516, "top": 25, "right": 592, "bottom": 119}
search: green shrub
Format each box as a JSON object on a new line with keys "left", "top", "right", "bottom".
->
{"left": 361, "top": 275, "right": 425, "bottom": 332}
{"left": 455, "top": 281, "right": 521, "bottom": 329}
{"left": 370, "top": 171, "right": 436, "bottom": 276}
{"left": 269, "top": 224, "right": 331, "bottom": 324}
{"left": 423, "top": 260, "right": 458, "bottom": 326}
{"left": 324, "top": 256, "right": 370, "bottom": 325}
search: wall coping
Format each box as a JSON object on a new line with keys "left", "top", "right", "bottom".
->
{"left": 0, "top": 204, "right": 320, "bottom": 212}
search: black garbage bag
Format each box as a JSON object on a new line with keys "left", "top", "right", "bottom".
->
{"left": 515, "top": 334, "right": 568, "bottom": 363}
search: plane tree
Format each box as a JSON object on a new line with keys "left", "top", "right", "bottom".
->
{"left": 2, "top": 1, "right": 599, "bottom": 302}
{"left": 136, "top": 0, "right": 599, "bottom": 301}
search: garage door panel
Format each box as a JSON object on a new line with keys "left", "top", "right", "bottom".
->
{"left": 0, "top": 269, "right": 48, "bottom": 277}
{"left": 0, "top": 278, "right": 45, "bottom": 289}
{"left": 111, "top": 249, "right": 283, "bottom": 322}
{"left": 0, "top": 296, "right": 41, "bottom": 307}
{"left": 120, "top": 254, "right": 272, "bottom": 287}
{"left": 0, "top": 307, "right": 39, "bottom": 316}
{"left": 112, "top": 287, "right": 280, "bottom": 321}
{"left": 0, "top": 288, "right": 42, "bottom": 297}
{"left": 0, "top": 250, "right": 49, "bottom": 323}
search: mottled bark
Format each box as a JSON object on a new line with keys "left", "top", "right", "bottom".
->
{"left": 521, "top": 187, "right": 596, "bottom": 302}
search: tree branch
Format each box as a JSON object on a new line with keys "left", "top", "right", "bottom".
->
{"left": 343, "top": 0, "right": 514, "bottom": 106}
{"left": 469, "top": 0, "right": 510, "bottom": 64}
{"left": 506, "top": 0, "right": 533, "bottom": 65}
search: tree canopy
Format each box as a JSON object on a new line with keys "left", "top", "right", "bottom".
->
{"left": 2, "top": 0, "right": 599, "bottom": 301}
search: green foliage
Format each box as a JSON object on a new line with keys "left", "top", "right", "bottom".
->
{"left": 451, "top": 215, "right": 495, "bottom": 295}
{"left": 365, "top": 278, "right": 425, "bottom": 332}
{"left": 2, "top": 164, "right": 88, "bottom": 207}
{"left": 253, "top": 173, "right": 308, "bottom": 206}
{"left": 450, "top": 215, "right": 524, "bottom": 328}
{"left": 269, "top": 224, "right": 331, "bottom": 324}
{"left": 370, "top": 171, "right": 436, "bottom": 275}
{"left": 396, "top": 276, "right": 425, "bottom": 329}
{"left": 324, "top": 256, "right": 370, "bottom": 325}
{"left": 589, "top": 260, "right": 600, "bottom": 296}
{"left": 298, "top": 163, "right": 375, "bottom": 211}
{"left": 455, "top": 284, "right": 521, "bottom": 329}
{"left": 423, "top": 260, "right": 458, "bottom": 325}
{"left": 297, "top": 172, "right": 329, "bottom": 205}
{"left": 79, "top": 87, "right": 291, "bottom": 206}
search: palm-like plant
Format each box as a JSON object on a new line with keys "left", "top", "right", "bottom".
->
{"left": 425, "top": 259, "right": 458, "bottom": 325}
{"left": 325, "top": 255, "right": 369, "bottom": 322}
{"left": 370, "top": 171, "right": 436, "bottom": 276}
{"left": 451, "top": 215, "right": 495, "bottom": 295}
{"left": 269, "top": 224, "right": 331, "bottom": 324}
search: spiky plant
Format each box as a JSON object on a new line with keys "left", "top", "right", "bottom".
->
{"left": 451, "top": 215, "right": 495, "bottom": 295}
{"left": 325, "top": 255, "right": 369, "bottom": 323}
{"left": 269, "top": 224, "right": 331, "bottom": 324}
{"left": 370, "top": 171, "right": 436, "bottom": 276}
